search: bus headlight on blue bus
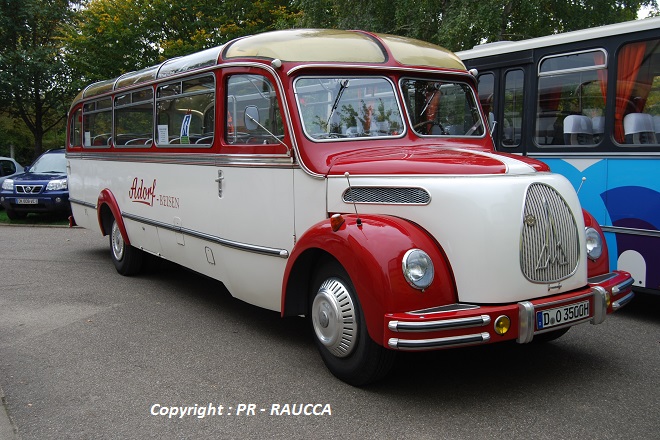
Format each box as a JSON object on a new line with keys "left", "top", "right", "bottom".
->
{"left": 585, "top": 227, "right": 603, "bottom": 260}
{"left": 402, "top": 249, "right": 434, "bottom": 290}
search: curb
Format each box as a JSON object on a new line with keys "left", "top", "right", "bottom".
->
{"left": 0, "top": 384, "right": 19, "bottom": 439}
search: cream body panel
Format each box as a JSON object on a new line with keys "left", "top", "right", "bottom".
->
{"left": 327, "top": 172, "right": 588, "bottom": 304}
{"left": 68, "top": 156, "right": 296, "bottom": 311}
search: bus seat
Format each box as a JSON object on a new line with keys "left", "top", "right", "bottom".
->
{"left": 563, "top": 115, "right": 593, "bottom": 145}
{"left": 592, "top": 116, "right": 604, "bottom": 143}
{"left": 624, "top": 113, "right": 656, "bottom": 144}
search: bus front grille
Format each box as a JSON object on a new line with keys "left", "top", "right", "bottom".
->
{"left": 520, "top": 183, "right": 580, "bottom": 283}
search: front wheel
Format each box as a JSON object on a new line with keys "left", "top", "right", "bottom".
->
{"left": 309, "top": 260, "right": 395, "bottom": 386}
{"left": 109, "top": 218, "right": 144, "bottom": 275}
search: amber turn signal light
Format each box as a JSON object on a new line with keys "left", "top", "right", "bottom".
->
{"left": 330, "top": 213, "right": 345, "bottom": 232}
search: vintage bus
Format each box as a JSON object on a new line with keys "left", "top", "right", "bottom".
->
{"left": 458, "top": 18, "right": 660, "bottom": 295}
{"left": 67, "top": 29, "right": 634, "bottom": 385}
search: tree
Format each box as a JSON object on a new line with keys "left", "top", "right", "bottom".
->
{"left": 293, "top": 0, "right": 658, "bottom": 51}
{"left": 63, "top": 0, "right": 300, "bottom": 84}
{"left": 0, "top": 0, "right": 78, "bottom": 160}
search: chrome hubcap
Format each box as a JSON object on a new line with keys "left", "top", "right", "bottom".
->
{"left": 312, "top": 277, "right": 357, "bottom": 358}
{"left": 111, "top": 221, "right": 125, "bottom": 261}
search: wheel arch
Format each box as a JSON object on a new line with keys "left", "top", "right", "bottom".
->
{"left": 282, "top": 214, "right": 457, "bottom": 346}
{"left": 97, "top": 189, "right": 130, "bottom": 245}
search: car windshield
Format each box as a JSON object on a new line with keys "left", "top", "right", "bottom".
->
{"left": 294, "top": 76, "right": 404, "bottom": 141}
{"left": 30, "top": 152, "right": 66, "bottom": 173}
{"left": 400, "top": 78, "right": 485, "bottom": 137}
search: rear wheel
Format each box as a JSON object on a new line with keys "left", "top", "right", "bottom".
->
{"left": 309, "top": 260, "right": 395, "bottom": 386}
{"left": 109, "top": 218, "right": 143, "bottom": 275}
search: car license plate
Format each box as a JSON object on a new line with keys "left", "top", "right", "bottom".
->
{"left": 537, "top": 300, "right": 590, "bottom": 330}
{"left": 17, "top": 198, "right": 38, "bottom": 205}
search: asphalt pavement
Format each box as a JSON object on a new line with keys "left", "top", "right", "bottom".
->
{"left": 1, "top": 224, "right": 659, "bottom": 439}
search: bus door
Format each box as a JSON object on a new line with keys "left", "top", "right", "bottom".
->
{"left": 214, "top": 71, "right": 295, "bottom": 310}
{"left": 472, "top": 54, "right": 532, "bottom": 155}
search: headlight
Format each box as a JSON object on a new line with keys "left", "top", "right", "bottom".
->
{"left": 402, "top": 249, "right": 434, "bottom": 290}
{"left": 585, "top": 227, "right": 603, "bottom": 260}
{"left": 1, "top": 179, "right": 13, "bottom": 190}
{"left": 46, "top": 178, "right": 67, "bottom": 191}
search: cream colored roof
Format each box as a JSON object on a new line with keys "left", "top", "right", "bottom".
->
{"left": 72, "top": 29, "right": 465, "bottom": 106}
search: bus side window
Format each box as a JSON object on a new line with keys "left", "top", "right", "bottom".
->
{"left": 536, "top": 49, "right": 606, "bottom": 147}
{"left": 156, "top": 75, "right": 215, "bottom": 147}
{"left": 225, "top": 74, "right": 284, "bottom": 145}
{"left": 616, "top": 38, "right": 660, "bottom": 146}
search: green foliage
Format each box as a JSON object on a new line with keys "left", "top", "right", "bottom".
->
{"left": 63, "top": 0, "right": 301, "bottom": 84}
{"left": 293, "top": 0, "right": 657, "bottom": 51}
{"left": 0, "top": 0, "right": 76, "bottom": 160}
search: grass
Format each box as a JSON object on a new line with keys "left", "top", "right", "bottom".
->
{"left": 0, "top": 209, "right": 70, "bottom": 226}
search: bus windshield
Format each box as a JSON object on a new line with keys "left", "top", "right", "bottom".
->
{"left": 401, "top": 78, "right": 485, "bottom": 137}
{"left": 294, "top": 76, "right": 404, "bottom": 141}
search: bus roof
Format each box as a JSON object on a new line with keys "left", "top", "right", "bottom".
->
{"left": 73, "top": 29, "right": 464, "bottom": 105}
{"left": 457, "top": 17, "right": 660, "bottom": 60}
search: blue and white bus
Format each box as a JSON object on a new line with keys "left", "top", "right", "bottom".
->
{"left": 458, "top": 18, "right": 660, "bottom": 295}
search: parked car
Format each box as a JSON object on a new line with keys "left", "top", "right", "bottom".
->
{"left": 0, "top": 156, "right": 23, "bottom": 188}
{"left": 0, "top": 149, "right": 70, "bottom": 220}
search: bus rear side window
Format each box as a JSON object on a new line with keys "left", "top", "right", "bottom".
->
{"left": 69, "top": 108, "right": 82, "bottom": 148}
{"left": 536, "top": 49, "right": 607, "bottom": 147}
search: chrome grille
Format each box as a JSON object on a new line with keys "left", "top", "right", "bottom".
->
{"left": 342, "top": 187, "right": 430, "bottom": 205}
{"left": 520, "top": 183, "right": 579, "bottom": 283}
{"left": 16, "top": 185, "right": 43, "bottom": 194}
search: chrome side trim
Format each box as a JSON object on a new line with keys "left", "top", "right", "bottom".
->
{"left": 612, "top": 292, "right": 635, "bottom": 311}
{"left": 122, "top": 212, "right": 289, "bottom": 258}
{"left": 588, "top": 272, "right": 619, "bottom": 284}
{"left": 69, "top": 198, "right": 97, "bottom": 209}
{"left": 517, "top": 301, "right": 535, "bottom": 344}
{"left": 601, "top": 225, "right": 660, "bottom": 238}
{"left": 388, "top": 332, "right": 490, "bottom": 351}
{"left": 612, "top": 277, "right": 635, "bottom": 294}
{"left": 388, "top": 315, "right": 491, "bottom": 333}
{"left": 590, "top": 286, "right": 607, "bottom": 325}
{"left": 407, "top": 303, "right": 480, "bottom": 315}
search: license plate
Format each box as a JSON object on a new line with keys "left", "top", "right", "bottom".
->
{"left": 537, "top": 300, "right": 590, "bottom": 330}
{"left": 17, "top": 198, "right": 38, "bottom": 205}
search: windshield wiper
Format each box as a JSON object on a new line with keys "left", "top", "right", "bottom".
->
{"left": 326, "top": 79, "right": 349, "bottom": 130}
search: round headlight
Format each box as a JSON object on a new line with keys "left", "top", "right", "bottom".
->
{"left": 402, "top": 249, "right": 434, "bottom": 290}
{"left": 585, "top": 227, "right": 603, "bottom": 260}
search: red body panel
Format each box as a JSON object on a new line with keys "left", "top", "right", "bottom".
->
{"left": 583, "top": 208, "right": 610, "bottom": 277}
{"left": 283, "top": 214, "right": 457, "bottom": 343}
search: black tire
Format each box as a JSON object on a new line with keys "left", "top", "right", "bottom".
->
{"left": 6, "top": 209, "right": 27, "bottom": 220}
{"left": 533, "top": 327, "right": 570, "bottom": 343}
{"left": 109, "top": 217, "right": 144, "bottom": 276}
{"left": 309, "top": 260, "right": 396, "bottom": 386}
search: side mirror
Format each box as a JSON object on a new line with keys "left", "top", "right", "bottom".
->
{"left": 244, "top": 106, "right": 260, "bottom": 131}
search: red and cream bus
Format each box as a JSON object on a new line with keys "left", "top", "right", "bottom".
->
{"left": 66, "top": 29, "right": 634, "bottom": 385}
